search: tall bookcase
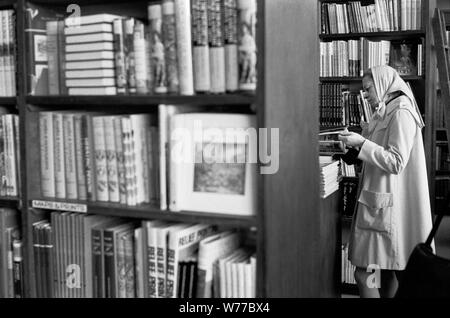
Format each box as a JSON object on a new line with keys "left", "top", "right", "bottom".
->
{"left": 0, "top": 0, "right": 342, "bottom": 298}
{"left": 433, "top": 9, "right": 450, "bottom": 214}
{"left": 318, "top": 0, "right": 437, "bottom": 295}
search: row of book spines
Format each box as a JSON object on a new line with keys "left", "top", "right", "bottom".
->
{"left": 319, "top": 84, "right": 371, "bottom": 127}
{"left": 321, "top": 0, "right": 423, "bottom": 34}
{"left": 44, "top": 0, "right": 256, "bottom": 96}
{"left": 341, "top": 160, "right": 356, "bottom": 177}
{"left": 33, "top": 214, "right": 256, "bottom": 298}
{"left": 0, "top": 10, "right": 16, "bottom": 97}
{"left": 39, "top": 112, "right": 159, "bottom": 206}
{"left": 341, "top": 244, "right": 356, "bottom": 285}
{"left": 319, "top": 39, "right": 423, "bottom": 77}
{"left": 0, "top": 114, "right": 20, "bottom": 197}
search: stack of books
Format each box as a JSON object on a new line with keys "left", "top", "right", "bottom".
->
{"left": 64, "top": 14, "right": 120, "bottom": 95}
{"left": 319, "top": 156, "right": 341, "bottom": 198}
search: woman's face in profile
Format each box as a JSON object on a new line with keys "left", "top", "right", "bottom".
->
{"left": 362, "top": 76, "right": 379, "bottom": 109}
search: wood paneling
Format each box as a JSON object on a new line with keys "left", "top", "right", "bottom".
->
{"left": 263, "top": 0, "right": 338, "bottom": 297}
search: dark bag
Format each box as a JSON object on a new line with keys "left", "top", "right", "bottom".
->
{"left": 395, "top": 214, "right": 450, "bottom": 298}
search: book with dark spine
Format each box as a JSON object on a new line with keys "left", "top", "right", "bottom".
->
{"left": 162, "top": 0, "right": 179, "bottom": 93}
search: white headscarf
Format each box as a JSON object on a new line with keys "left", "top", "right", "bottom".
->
{"left": 370, "top": 65, "right": 424, "bottom": 129}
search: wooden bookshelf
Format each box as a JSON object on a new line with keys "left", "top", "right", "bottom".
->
{"left": 319, "top": 75, "right": 424, "bottom": 82}
{"left": 432, "top": 8, "right": 450, "bottom": 216}
{"left": 0, "top": 97, "right": 16, "bottom": 105}
{"left": 28, "top": 198, "right": 256, "bottom": 227}
{"left": 319, "top": 30, "right": 425, "bottom": 40}
{"left": 341, "top": 282, "right": 359, "bottom": 296}
{"left": 26, "top": 94, "right": 256, "bottom": 107}
{"left": 0, "top": 0, "right": 337, "bottom": 299}
{"left": 318, "top": 0, "right": 437, "bottom": 296}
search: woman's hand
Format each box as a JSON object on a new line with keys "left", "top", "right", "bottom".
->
{"left": 360, "top": 116, "right": 369, "bottom": 131}
{"left": 338, "top": 131, "right": 366, "bottom": 148}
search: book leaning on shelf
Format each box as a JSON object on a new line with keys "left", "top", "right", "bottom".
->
{"left": 31, "top": 213, "right": 255, "bottom": 298}
{"left": 168, "top": 112, "right": 257, "bottom": 216}
{"left": 27, "top": 0, "right": 257, "bottom": 96}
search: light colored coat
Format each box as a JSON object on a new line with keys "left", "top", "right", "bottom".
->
{"left": 348, "top": 95, "right": 433, "bottom": 270}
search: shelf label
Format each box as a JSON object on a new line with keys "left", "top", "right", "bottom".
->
{"left": 31, "top": 200, "right": 87, "bottom": 213}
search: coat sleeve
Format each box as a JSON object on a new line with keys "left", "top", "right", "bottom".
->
{"left": 357, "top": 109, "right": 417, "bottom": 175}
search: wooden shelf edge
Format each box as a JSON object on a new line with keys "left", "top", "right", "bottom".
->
{"left": 0, "top": 0, "right": 16, "bottom": 8}
{"left": 0, "top": 97, "right": 16, "bottom": 105}
{"left": 29, "top": 199, "right": 257, "bottom": 228}
{"left": 0, "top": 196, "right": 20, "bottom": 208}
{"left": 341, "top": 283, "right": 359, "bottom": 296}
{"left": 320, "top": 75, "right": 424, "bottom": 82}
{"left": 26, "top": 94, "right": 256, "bottom": 107}
{"left": 319, "top": 30, "right": 425, "bottom": 40}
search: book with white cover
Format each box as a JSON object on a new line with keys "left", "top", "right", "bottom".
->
{"left": 66, "top": 51, "right": 114, "bottom": 61}
{"left": 66, "top": 69, "right": 115, "bottom": 78}
{"left": 66, "top": 60, "right": 115, "bottom": 70}
{"left": 218, "top": 249, "right": 246, "bottom": 298}
{"left": 227, "top": 252, "right": 248, "bottom": 298}
{"left": 65, "top": 13, "right": 122, "bottom": 27}
{"left": 39, "top": 112, "right": 55, "bottom": 197}
{"left": 68, "top": 87, "right": 116, "bottom": 95}
{"left": 158, "top": 104, "right": 200, "bottom": 210}
{"left": 64, "top": 23, "right": 113, "bottom": 35}
{"left": 155, "top": 223, "right": 187, "bottom": 298}
{"left": 65, "top": 32, "right": 114, "bottom": 44}
{"left": 169, "top": 113, "right": 257, "bottom": 215}
{"left": 66, "top": 78, "right": 116, "bottom": 87}
{"left": 196, "top": 231, "right": 240, "bottom": 298}
{"left": 166, "top": 223, "right": 215, "bottom": 298}
{"left": 65, "top": 42, "right": 114, "bottom": 52}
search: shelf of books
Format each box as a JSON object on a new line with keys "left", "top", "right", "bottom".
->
{"left": 432, "top": 9, "right": 450, "bottom": 215}
{"left": 0, "top": 0, "right": 339, "bottom": 298}
{"left": 318, "top": 0, "right": 436, "bottom": 297}
{"left": 18, "top": 0, "right": 263, "bottom": 299}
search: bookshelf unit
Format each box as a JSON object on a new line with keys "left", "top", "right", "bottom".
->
{"left": 433, "top": 9, "right": 450, "bottom": 214}
{"left": 0, "top": 0, "right": 338, "bottom": 298}
{"left": 318, "top": 0, "right": 437, "bottom": 297}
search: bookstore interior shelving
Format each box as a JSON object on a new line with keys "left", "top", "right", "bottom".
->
{"left": 318, "top": 0, "right": 437, "bottom": 295}
{"left": 0, "top": 0, "right": 341, "bottom": 298}
{"left": 432, "top": 7, "right": 450, "bottom": 264}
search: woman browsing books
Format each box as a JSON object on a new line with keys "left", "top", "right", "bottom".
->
{"left": 337, "top": 65, "right": 433, "bottom": 298}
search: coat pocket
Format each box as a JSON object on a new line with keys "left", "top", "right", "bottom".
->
{"left": 356, "top": 190, "right": 393, "bottom": 233}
